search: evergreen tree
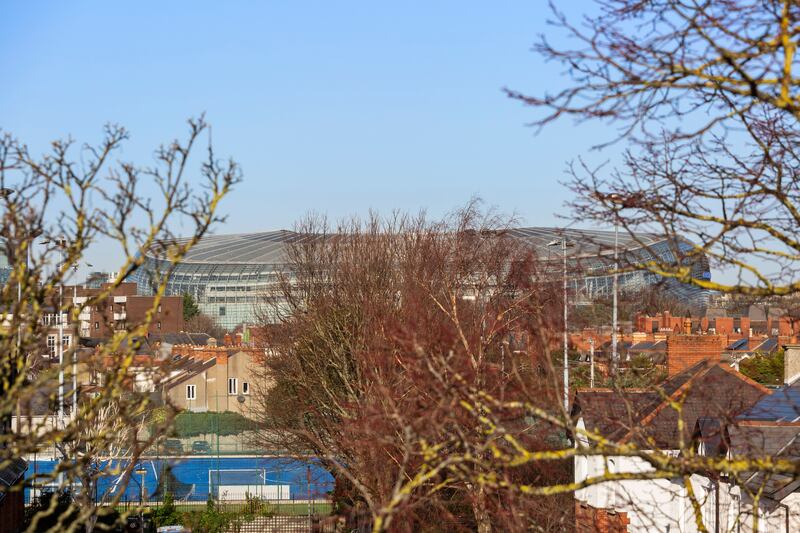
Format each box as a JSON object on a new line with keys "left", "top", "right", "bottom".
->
{"left": 183, "top": 293, "right": 200, "bottom": 321}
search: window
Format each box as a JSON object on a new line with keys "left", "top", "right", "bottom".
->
{"left": 94, "top": 321, "right": 100, "bottom": 330}
{"left": 186, "top": 384, "right": 196, "bottom": 400}
{"left": 157, "top": 321, "right": 162, "bottom": 330}
{"left": 47, "top": 335, "right": 71, "bottom": 358}
{"left": 157, "top": 304, "right": 162, "bottom": 313}
{"left": 242, "top": 382, "right": 250, "bottom": 395}
{"left": 228, "top": 378, "right": 238, "bottom": 395}
{"left": 219, "top": 306, "right": 226, "bottom": 316}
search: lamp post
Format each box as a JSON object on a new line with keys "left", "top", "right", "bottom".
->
{"left": 604, "top": 193, "right": 629, "bottom": 374}
{"left": 134, "top": 464, "right": 147, "bottom": 530}
{"left": 548, "top": 237, "right": 574, "bottom": 411}
{"left": 612, "top": 220, "right": 619, "bottom": 373}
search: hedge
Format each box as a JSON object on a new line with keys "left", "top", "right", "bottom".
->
{"left": 173, "top": 410, "right": 255, "bottom": 437}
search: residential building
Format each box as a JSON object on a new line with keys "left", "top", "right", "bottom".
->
{"left": 572, "top": 335, "right": 770, "bottom": 531}
{"left": 66, "top": 282, "right": 183, "bottom": 338}
{"left": 162, "top": 343, "right": 264, "bottom": 416}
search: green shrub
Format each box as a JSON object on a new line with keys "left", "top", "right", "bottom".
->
{"left": 181, "top": 496, "right": 235, "bottom": 533}
{"left": 151, "top": 492, "right": 183, "bottom": 528}
{"left": 740, "top": 350, "right": 784, "bottom": 386}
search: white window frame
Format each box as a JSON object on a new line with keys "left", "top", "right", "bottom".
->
{"left": 47, "top": 335, "right": 56, "bottom": 358}
{"left": 186, "top": 384, "right": 196, "bottom": 400}
{"left": 228, "top": 378, "right": 238, "bottom": 395}
{"left": 47, "top": 334, "right": 71, "bottom": 358}
{"left": 242, "top": 382, "right": 250, "bottom": 395}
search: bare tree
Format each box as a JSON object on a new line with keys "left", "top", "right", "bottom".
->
{"left": 509, "top": 0, "right": 800, "bottom": 298}
{"left": 456, "top": 1, "right": 800, "bottom": 530}
{"left": 251, "top": 203, "right": 571, "bottom": 532}
{"left": 0, "top": 116, "right": 239, "bottom": 531}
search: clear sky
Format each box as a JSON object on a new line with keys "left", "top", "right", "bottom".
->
{"left": 1, "top": 1, "right": 610, "bottom": 269}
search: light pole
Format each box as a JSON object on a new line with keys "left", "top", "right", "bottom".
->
{"left": 604, "top": 193, "right": 627, "bottom": 374}
{"left": 612, "top": 221, "right": 619, "bottom": 373}
{"left": 589, "top": 337, "right": 595, "bottom": 388}
{"left": 134, "top": 464, "right": 147, "bottom": 529}
{"left": 548, "top": 237, "right": 573, "bottom": 411}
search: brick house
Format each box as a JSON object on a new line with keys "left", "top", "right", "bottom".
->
{"left": 65, "top": 282, "right": 183, "bottom": 338}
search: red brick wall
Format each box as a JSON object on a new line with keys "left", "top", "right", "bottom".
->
{"left": 666, "top": 334, "right": 726, "bottom": 376}
{"left": 72, "top": 294, "right": 183, "bottom": 338}
{"left": 575, "top": 501, "right": 629, "bottom": 533}
{"left": 714, "top": 317, "right": 734, "bottom": 335}
{"left": 779, "top": 316, "right": 797, "bottom": 336}
{"left": 0, "top": 489, "right": 24, "bottom": 533}
{"left": 739, "top": 317, "right": 751, "bottom": 335}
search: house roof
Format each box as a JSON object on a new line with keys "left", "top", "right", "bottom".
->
{"left": 573, "top": 361, "right": 769, "bottom": 449}
{"left": 0, "top": 458, "right": 27, "bottom": 503}
{"left": 740, "top": 381, "right": 800, "bottom": 422}
{"left": 628, "top": 340, "right": 667, "bottom": 352}
{"left": 729, "top": 423, "right": 800, "bottom": 499}
{"left": 162, "top": 349, "right": 258, "bottom": 389}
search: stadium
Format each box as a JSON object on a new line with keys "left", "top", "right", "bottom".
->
{"left": 131, "top": 228, "right": 711, "bottom": 330}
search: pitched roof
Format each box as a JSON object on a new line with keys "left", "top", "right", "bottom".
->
{"left": 573, "top": 361, "right": 769, "bottom": 449}
{"left": 740, "top": 381, "right": 800, "bottom": 422}
{"left": 728, "top": 423, "right": 800, "bottom": 499}
{"left": 0, "top": 458, "right": 26, "bottom": 502}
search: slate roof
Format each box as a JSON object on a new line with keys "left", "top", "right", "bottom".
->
{"left": 728, "top": 423, "right": 800, "bottom": 499}
{"left": 573, "top": 362, "right": 769, "bottom": 449}
{"left": 628, "top": 340, "right": 667, "bottom": 352}
{"left": 0, "top": 458, "right": 26, "bottom": 503}
{"left": 740, "top": 381, "right": 800, "bottom": 422}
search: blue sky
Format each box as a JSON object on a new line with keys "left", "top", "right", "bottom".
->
{"left": 2, "top": 1, "right": 610, "bottom": 269}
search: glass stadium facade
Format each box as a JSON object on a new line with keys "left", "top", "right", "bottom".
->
{"left": 131, "top": 228, "right": 711, "bottom": 330}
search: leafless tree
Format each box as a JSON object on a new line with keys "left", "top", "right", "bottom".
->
{"left": 0, "top": 115, "right": 238, "bottom": 531}
{"left": 250, "top": 203, "right": 571, "bottom": 532}
{"left": 509, "top": 0, "right": 800, "bottom": 298}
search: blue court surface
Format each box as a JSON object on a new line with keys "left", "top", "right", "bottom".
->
{"left": 25, "top": 456, "right": 334, "bottom": 503}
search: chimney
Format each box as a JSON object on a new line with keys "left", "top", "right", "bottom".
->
{"left": 683, "top": 317, "right": 693, "bottom": 334}
{"left": 666, "top": 334, "right": 726, "bottom": 376}
{"left": 207, "top": 337, "right": 217, "bottom": 347}
{"left": 783, "top": 344, "right": 800, "bottom": 385}
{"left": 223, "top": 333, "right": 232, "bottom": 346}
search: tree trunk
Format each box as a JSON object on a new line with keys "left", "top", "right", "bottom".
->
{"left": 471, "top": 484, "right": 492, "bottom": 533}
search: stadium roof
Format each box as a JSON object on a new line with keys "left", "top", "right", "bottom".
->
{"left": 154, "top": 227, "right": 667, "bottom": 266}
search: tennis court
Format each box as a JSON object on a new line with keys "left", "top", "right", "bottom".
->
{"left": 25, "top": 456, "right": 333, "bottom": 503}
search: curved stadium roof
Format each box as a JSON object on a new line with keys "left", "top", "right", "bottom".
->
{"left": 158, "top": 227, "right": 666, "bottom": 266}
